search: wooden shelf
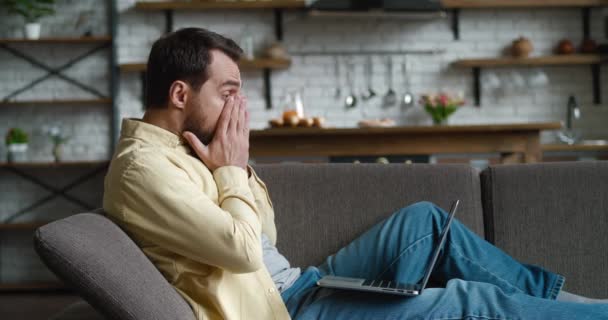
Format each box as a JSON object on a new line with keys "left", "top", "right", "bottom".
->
{"left": 454, "top": 55, "right": 603, "bottom": 106}
{"left": 120, "top": 58, "right": 291, "bottom": 73}
{"left": 453, "top": 54, "right": 602, "bottom": 68}
{"left": 0, "top": 160, "right": 109, "bottom": 168}
{"left": 0, "top": 98, "right": 112, "bottom": 107}
{"left": 442, "top": 0, "right": 608, "bottom": 8}
{"left": 119, "top": 63, "right": 147, "bottom": 73}
{"left": 239, "top": 58, "right": 291, "bottom": 69}
{"left": 542, "top": 143, "right": 608, "bottom": 152}
{"left": 252, "top": 122, "right": 562, "bottom": 137}
{"left": 0, "top": 222, "right": 50, "bottom": 231}
{"left": 135, "top": 0, "right": 305, "bottom": 10}
{"left": 0, "top": 36, "right": 112, "bottom": 44}
{"left": 0, "top": 282, "right": 67, "bottom": 291}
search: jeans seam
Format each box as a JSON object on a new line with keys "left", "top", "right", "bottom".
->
{"left": 377, "top": 232, "right": 434, "bottom": 279}
{"left": 546, "top": 273, "right": 565, "bottom": 300}
{"left": 449, "top": 240, "right": 526, "bottom": 295}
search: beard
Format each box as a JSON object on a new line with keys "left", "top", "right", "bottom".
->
{"left": 183, "top": 101, "right": 214, "bottom": 146}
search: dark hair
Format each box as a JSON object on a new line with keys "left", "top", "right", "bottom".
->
{"left": 145, "top": 28, "right": 243, "bottom": 109}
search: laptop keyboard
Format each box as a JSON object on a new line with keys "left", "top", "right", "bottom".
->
{"left": 362, "top": 279, "right": 413, "bottom": 290}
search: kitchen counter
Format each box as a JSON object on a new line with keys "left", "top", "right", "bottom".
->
{"left": 250, "top": 122, "right": 562, "bottom": 163}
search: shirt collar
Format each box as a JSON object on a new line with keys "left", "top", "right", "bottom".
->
{"left": 120, "top": 118, "right": 189, "bottom": 150}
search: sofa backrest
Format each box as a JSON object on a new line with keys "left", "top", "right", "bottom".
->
{"left": 254, "top": 163, "right": 484, "bottom": 268}
{"left": 34, "top": 212, "right": 195, "bottom": 320}
{"left": 481, "top": 161, "right": 608, "bottom": 298}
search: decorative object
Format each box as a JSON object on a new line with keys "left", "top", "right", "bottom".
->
{"left": 580, "top": 39, "right": 598, "bottom": 54}
{"left": 511, "top": 37, "right": 533, "bottom": 58}
{"left": 5, "top": 128, "right": 29, "bottom": 163}
{"left": 4, "top": 0, "right": 56, "bottom": 40}
{"left": 556, "top": 39, "right": 575, "bottom": 55}
{"left": 43, "top": 125, "right": 70, "bottom": 162}
{"left": 269, "top": 113, "right": 325, "bottom": 128}
{"left": 264, "top": 42, "right": 290, "bottom": 61}
{"left": 239, "top": 32, "right": 254, "bottom": 59}
{"left": 420, "top": 93, "right": 465, "bottom": 125}
{"left": 358, "top": 118, "right": 396, "bottom": 128}
{"left": 74, "top": 10, "right": 95, "bottom": 37}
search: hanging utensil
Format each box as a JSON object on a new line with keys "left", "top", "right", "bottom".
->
{"left": 334, "top": 56, "right": 342, "bottom": 100}
{"left": 401, "top": 55, "right": 414, "bottom": 108}
{"left": 345, "top": 58, "right": 357, "bottom": 109}
{"left": 383, "top": 55, "right": 397, "bottom": 107}
{"left": 361, "top": 55, "right": 376, "bottom": 101}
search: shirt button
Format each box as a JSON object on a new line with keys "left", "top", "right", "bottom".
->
{"left": 268, "top": 288, "right": 275, "bottom": 294}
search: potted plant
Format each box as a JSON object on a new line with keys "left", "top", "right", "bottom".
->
{"left": 3, "top": 0, "right": 56, "bottom": 40}
{"left": 5, "top": 128, "right": 29, "bottom": 163}
{"left": 43, "top": 125, "right": 69, "bottom": 162}
{"left": 420, "top": 93, "right": 465, "bottom": 125}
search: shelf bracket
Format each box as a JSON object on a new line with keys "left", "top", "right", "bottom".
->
{"left": 592, "top": 63, "right": 601, "bottom": 105}
{"left": 165, "top": 9, "right": 174, "bottom": 33}
{"left": 2, "top": 164, "right": 108, "bottom": 223}
{"left": 451, "top": 9, "right": 460, "bottom": 41}
{"left": 473, "top": 67, "right": 481, "bottom": 107}
{"left": 0, "top": 43, "right": 109, "bottom": 101}
{"left": 263, "top": 68, "right": 273, "bottom": 110}
{"left": 582, "top": 7, "right": 591, "bottom": 39}
{"left": 274, "top": 9, "right": 284, "bottom": 41}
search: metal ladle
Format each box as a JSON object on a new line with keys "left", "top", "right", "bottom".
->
{"left": 344, "top": 59, "right": 357, "bottom": 108}
{"left": 361, "top": 55, "right": 376, "bottom": 101}
{"left": 383, "top": 56, "right": 397, "bottom": 107}
{"left": 401, "top": 55, "right": 414, "bottom": 108}
{"left": 334, "top": 56, "right": 342, "bottom": 100}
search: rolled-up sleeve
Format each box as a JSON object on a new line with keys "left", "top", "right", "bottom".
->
{"left": 119, "top": 157, "right": 263, "bottom": 274}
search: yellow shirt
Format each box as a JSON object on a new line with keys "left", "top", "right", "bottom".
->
{"left": 103, "top": 119, "right": 291, "bottom": 320}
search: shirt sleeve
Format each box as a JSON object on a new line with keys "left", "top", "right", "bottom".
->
{"left": 247, "top": 165, "right": 278, "bottom": 246}
{"left": 119, "top": 156, "right": 263, "bottom": 274}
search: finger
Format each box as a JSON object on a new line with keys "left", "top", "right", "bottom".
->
{"left": 244, "top": 108, "right": 250, "bottom": 135}
{"left": 217, "top": 96, "right": 235, "bottom": 135}
{"left": 182, "top": 131, "right": 209, "bottom": 160}
{"left": 237, "top": 97, "right": 246, "bottom": 133}
{"left": 227, "top": 96, "right": 240, "bottom": 134}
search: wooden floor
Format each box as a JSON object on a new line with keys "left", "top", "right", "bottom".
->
{"left": 0, "top": 293, "right": 81, "bottom": 319}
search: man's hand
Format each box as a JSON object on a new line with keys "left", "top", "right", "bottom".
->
{"left": 183, "top": 96, "right": 250, "bottom": 172}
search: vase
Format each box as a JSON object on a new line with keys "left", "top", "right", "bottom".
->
{"left": 432, "top": 118, "right": 448, "bottom": 125}
{"left": 24, "top": 23, "right": 41, "bottom": 40}
{"left": 425, "top": 105, "right": 457, "bottom": 126}
{"left": 7, "top": 143, "right": 28, "bottom": 163}
{"left": 52, "top": 144, "right": 63, "bottom": 162}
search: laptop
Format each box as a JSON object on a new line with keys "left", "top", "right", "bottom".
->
{"left": 316, "top": 200, "right": 460, "bottom": 296}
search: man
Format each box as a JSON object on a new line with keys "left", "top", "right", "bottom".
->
{"left": 103, "top": 28, "right": 608, "bottom": 320}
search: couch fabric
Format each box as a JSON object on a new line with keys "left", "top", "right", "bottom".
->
{"left": 481, "top": 161, "right": 608, "bottom": 298}
{"left": 254, "top": 163, "right": 484, "bottom": 268}
{"left": 34, "top": 213, "right": 196, "bottom": 320}
{"left": 37, "top": 161, "right": 607, "bottom": 319}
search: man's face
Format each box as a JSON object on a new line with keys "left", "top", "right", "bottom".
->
{"left": 183, "top": 50, "right": 242, "bottom": 145}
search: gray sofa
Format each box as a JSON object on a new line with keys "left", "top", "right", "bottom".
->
{"left": 34, "top": 162, "right": 608, "bottom": 320}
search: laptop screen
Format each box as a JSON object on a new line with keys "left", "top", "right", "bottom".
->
{"left": 419, "top": 200, "right": 460, "bottom": 292}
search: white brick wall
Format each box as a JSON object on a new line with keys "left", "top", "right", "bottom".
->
{"left": 1, "top": 0, "right": 608, "bottom": 284}
{"left": 117, "top": 3, "right": 608, "bottom": 143}
{"left": 2, "top": 1, "right": 607, "bottom": 163}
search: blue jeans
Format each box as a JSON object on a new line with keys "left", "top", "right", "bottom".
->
{"left": 281, "top": 201, "right": 608, "bottom": 319}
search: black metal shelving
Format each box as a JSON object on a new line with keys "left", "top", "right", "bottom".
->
{"left": 0, "top": 0, "right": 118, "bottom": 292}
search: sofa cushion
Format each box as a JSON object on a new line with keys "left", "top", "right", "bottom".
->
{"left": 254, "top": 163, "right": 484, "bottom": 268}
{"left": 481, "top": 161, "right": 608, "bottom": 298}
{"left": 49, "top": 300, "right": 104, "bottom": 320}
{"left": 34, "top": 213, "right": 195, "bottom": 320}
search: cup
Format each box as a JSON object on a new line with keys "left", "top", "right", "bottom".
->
{"left": 527, "top": 69, "right": 549, "bottom": 88}
{"left": 483, "top": 71, "right": 501, "bottom": 91}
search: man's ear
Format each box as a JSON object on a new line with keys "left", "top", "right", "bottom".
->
{"left": 168, "top": 80, "right": 189, "bottom": 110}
